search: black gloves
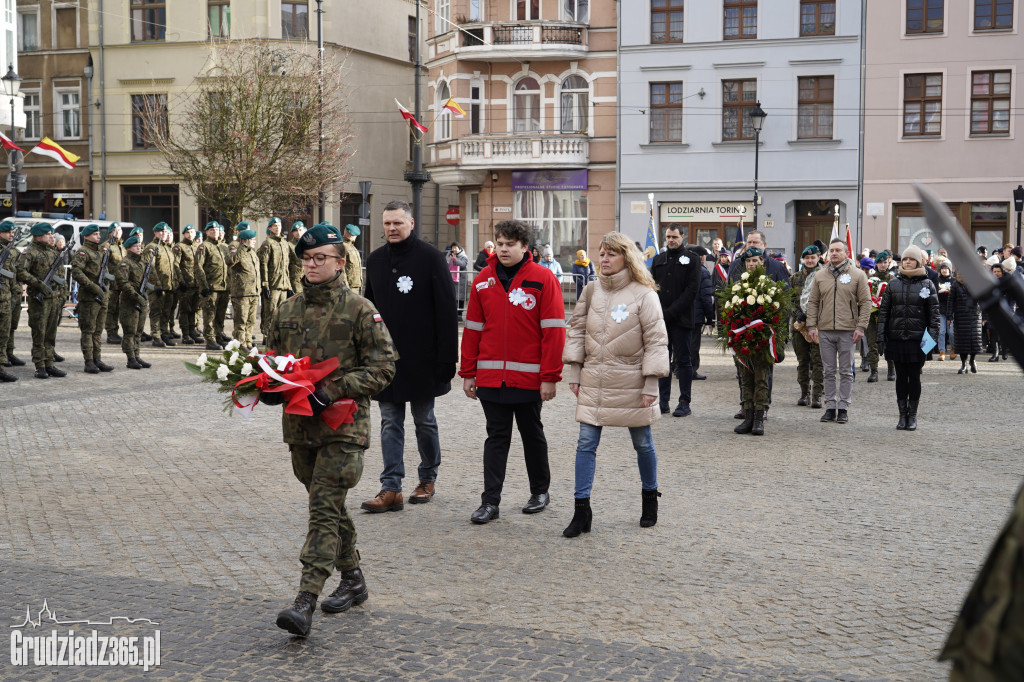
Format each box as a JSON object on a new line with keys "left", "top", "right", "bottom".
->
{"left": 307, "top": 387, "right": 332, "bottom": 417}
{"left": 259, "top": 391, "right": 285, "bottom": 406}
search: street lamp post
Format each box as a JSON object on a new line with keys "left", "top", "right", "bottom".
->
{"left": 749, "top": 101, "right": 767, "bottom": 234}
{"left": 2, "top": 65, "right": 22, "bottom": 217}
{"left": 84, "top": 57, "right": 94, "bottom": 219}
{"left": 1014, "top": 184, "right": 1024, "bottom": 247}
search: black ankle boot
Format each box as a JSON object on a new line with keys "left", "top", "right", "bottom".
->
{"left": 321, "top": 567, "right": 368, "bottom": 613}
{"left": 276, "top": 591, "right": 317, "bottom": 637}
{"left": 957, "top": 360, "right": 967, "bottom": 375}
{"left": 797, "top": 391, "right": 809, "bottom": 406}
{"left": 563, "top": 498, "right": 592, "bottom": 537}
{"left": 750, "top": 409, "right": 765, "bottom": 436}
{"left": 905, "top": 400, "right": 919, "bottom": 431}
{"left": 640, "top": 490, "right": 661, "bottom": 528}
{"left": 126, "top": 355, "right": 143, "bottom": 370}
{"left": 734, "top": 408, "right": 754, "bottom": 434}
{"left": 896, "top": 399, "right": 908, "bottom": 430}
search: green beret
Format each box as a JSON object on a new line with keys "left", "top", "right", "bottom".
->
{"left": 345, "top": 224, "right": 361, "bottom": 237}
{"left": 81, "top": 224, "right": 100, "bottom": 237}
{"left": 238, "top": 229, "right": 257, "bottom": 240}
{"left": 801, "top": 245, "right": 821, "bottom": 257}
{"left": 0, "top": 220, "right": 15, "bottom": 232}
{"left": 128, "top": 227, "right": 143, "bottom": 238}
{"left": 290, "top": 221, "right": 305, "bottom": 232}
{"left": 109, "top": 222, "right": 121, "bottom": 229}
{"left": 294, "top": 223, "right": 343, "bottom": 257}
{"left": 235, "top": 221, "right": 250, "bottom": 232}
{"left": 741, "top": 247, "right": 764, "bottom": 261}
{"left": 152, "top": 222, "right": 169, "bottom": 233}
{"left": 30, "top": 222, "right": 54, "bottom": 236}
{"left": 182, "top": 223, "right": 196, "bottom": 233}
{"left": 123, "top": 235, "right": 141, "bottom": 249}
{"left": 267, "top": 217, "right": 282, "bottom": 233}
{"left": 876, "top": 250, "right": 892, "bottom": 262}
{"left": 204, "top": 221, "right": 219, "bottom": 231}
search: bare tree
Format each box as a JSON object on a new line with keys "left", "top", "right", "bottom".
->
{"left": 145, "top": 40, "right": 353, "bottom": 232}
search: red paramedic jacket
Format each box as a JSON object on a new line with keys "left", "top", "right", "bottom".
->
{"left": 459, "top": 252, "right": 566, "bottom": 389}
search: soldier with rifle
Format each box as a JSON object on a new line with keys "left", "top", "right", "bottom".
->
{"left": 15, "top": 223, "right": 69, "bottom": 379}
{"left": 71, "top": 224, "right": 116, "bottom": 374}
{"left": 0, "top": 220, "right": 18, "bottom": 381}
{"left": 103, "top": 222, "right": 126, "bottom": 345}
{"left": 115, "top": 234, "right": 154, "bottom": 370}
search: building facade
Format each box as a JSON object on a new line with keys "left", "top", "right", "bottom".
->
{"left": 619, "top": 0, "right": 862, "bottom": 263}
{"left": 862, "top": 0, "right": 1024, "bottom": 255}
{"left": 423, "top": 0, "right": 617, "bottom": 267}
{"left": 82, "top": 0, "right": 454, "bottom": 249}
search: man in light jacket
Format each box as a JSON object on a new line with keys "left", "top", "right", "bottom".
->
{"left": 806, "top": 238, "right": 872, "bottom": 424}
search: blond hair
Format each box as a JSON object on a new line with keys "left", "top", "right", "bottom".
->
{"left": 598, "top": 232, "right": 658, "bottom": 290}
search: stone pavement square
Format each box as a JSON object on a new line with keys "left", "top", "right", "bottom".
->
{"left": 1, "top": 324, "right": 1019, "bottom": 679}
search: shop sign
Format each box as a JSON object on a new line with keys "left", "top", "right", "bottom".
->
{"left": 660, "top": 202, "right": 753, "bottom": 223}
{"left": 510, "top": 169, "right": 587, "bottom": 192}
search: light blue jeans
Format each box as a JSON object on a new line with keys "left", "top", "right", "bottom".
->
{"left": 573, "top": 423, "right": 658, "bottom": 498}
{"left": 938, "top": 312, "right": 950, "bottom": 352}
{"left": 377, "top": 399, "right": 441, "bottom": 492}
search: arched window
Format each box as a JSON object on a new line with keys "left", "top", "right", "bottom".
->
{"left": 514, "top": 77, "right": 540, "bottom": 133}
{"left": 436, "top": 81, "right": 451, "bottom": 140}
{"left": 560, "top": 75, "right": 589, "bottom": 134}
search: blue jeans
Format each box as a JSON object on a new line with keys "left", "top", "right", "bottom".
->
{"left": 938, "top": 312, "right": 949, "bottom": 352}
{"left": 573, "top": 423, "right": 658, "bottom": 498}
{"left": 377, "top": 399, "right": 441, "bottom": 492}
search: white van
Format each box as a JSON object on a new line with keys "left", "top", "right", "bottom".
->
{"left": 3, "top": 216, "right": 137, "bottom": 252}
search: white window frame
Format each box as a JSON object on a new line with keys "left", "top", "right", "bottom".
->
{"left": 4, "top": 0, "right": 13, "bottom": 25}
{"left": 51, "top": 2, "right": 82, "bottom": 49}
{"left": 54, "top": 84, "right": 82, "bottom": 140}
{"left": 469, "top": 0, "right": 482, "bottom": 21}
{"left": 514, "top": 0, "right": 541, "bottom": 21}
{"left": 435, "top": 80, "right": 452, "bottom": 142}
{"left": 469, "top": 79, "right": 484, "bottom": 135}
{"left": 435, "top": 0, "right": 450, "bottom": 34}
{"left": 21, "top": 87, "right": 42, "bottom": 140}
{"left": 17, "top": 8, "right": 40, "bottom": 51}
{"left": 559, "top": 74, "right": 590, "bottom": 135}
{"left": 562, "top": 0, "right": 588, "bottom": 22}
{"left": 513, "top": 77, "right": 541, "bottom": 133}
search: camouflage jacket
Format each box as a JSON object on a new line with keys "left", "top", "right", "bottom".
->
{"left": 105, "top": 239, "right": 126, "bottom": 289}
{"left": 194, "top": 240, "right": 228, "bottom": 291}
{"left": 258, "top": 234, "right": 293, "bottom": 291}
{"left": 790, "top": 263, "right": 823, "bottom": 313}
{"left": 142, "top": 239, "right": 174, "bottom": 290}
{"left": 287, "top": 239, "right": 303, "bottom": 293}
{"left": 269, "top": 272, "right": 398, "bottom": 448}
{"left": 174, "top": 238, "right": 198, "bottom": 288}
{"left": 16, "top": 241, "right": 60, "bottom": 300}
{"left": 229, "top": 243, "right": 261, "bottom": 298}
{"left": 71, "top": 240, "right": 108, "bottom": 300}
{"left": 115, "top": 251, "right": 149, "bottom": 307}
{"left": 343, "top": 241, "right": 363, "bottom": 290}
{"left": 0, "top": 236, "right": 16, "bottom": 302}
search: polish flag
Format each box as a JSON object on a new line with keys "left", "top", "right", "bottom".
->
{"left": 29, "top": 137, "right": 80, "bottom": 169}
{"left": 0, "top": 130, "right": 25, "bottom": 153}
{"left": 395, "top": 99, "right": 428, "bottom": 134}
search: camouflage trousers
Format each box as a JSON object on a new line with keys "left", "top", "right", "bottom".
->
{"left": 119, "top": 293, "right": 149, "bottom": 357}
{"left": 7, "top": 291, "right": 20, "bottom": 356}
{"left": 177, "top": 288, "right": 200, "bottom": 336}
{"left": 290, "top": 441, "right": 365, "bottom": 596}
{"left": 202, "top": 291, "right": 229, "bottom": 342}
{"left": 104, "top": 283, "right": 120, "bottom": 335}
{"left": 0, "top": 288, "right": 9, "bottom": 362}
{"left": 941, "top": 483, "right": 1024, "bottom": 681}
{"left": 261, "top": 289, "right": 289, "bottom": 340}
{"left": 736, "top": 356, "right": 771, "bottom": 410}
{"left": 866, "top": 315, "right": 880, "bottom": 371}
{"left": 148, "top": 290, "right": 175, "bottom": 337}
{"left": 231, "top": 295, "right": 258, "bottom": 348}
{"left": 792, "top": 330, "right": 823, "bottom": 396}
{"left": 27, "top": 296, "right": 58, "bottom": 368}
{"left": 77, "top": 297, "right": 108, "bottom": 362}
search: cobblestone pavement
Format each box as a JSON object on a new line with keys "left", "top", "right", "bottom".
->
{"left": 1, "top": 323, "right": 1020, "bottom": 679}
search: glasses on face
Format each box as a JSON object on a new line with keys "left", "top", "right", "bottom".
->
{"left": 300, "top": 253, "right": 339, "bottom": 266}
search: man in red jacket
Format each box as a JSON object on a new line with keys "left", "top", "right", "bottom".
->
{"left": 460, "top": 219, "right": 567, "bottom": 525}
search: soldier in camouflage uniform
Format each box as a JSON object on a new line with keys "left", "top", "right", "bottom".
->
{"left": 163, "top": 226, "right": 183, "bottom": 340}
{"left": 70, "top": 224, "right": 115, "bottom": 374}
{"left": 733, "top": 248, "right": 773, "bottom": 436}
{"left": 50, "top": 235, "right": 70, "bottom": 346}
{"left": 342, "top": 224, "right": 363, "bottom": 292}
{"left": 288, "top": 221, "right": 306, "bottom": 295}
{"left": 143, "top": 223, "right": 176, "bottom": 347}
{"left": 258, "top": 217, "right": 295, "bottom": 344}
{"left": 16, "top": 223, "right": 66, "bottom": 379}
{"left": 115, "top": 235, "right": 152, "bottom": 370}
{"left": 103, "top": 223, "right": 125, "bottom": 344}
{"left": 940, "top": 482, "right": 1024, "bottom": 680}
{"left": 194, "top": 222, "right": 229, "bottom": 351}
{"left": 0, "top": 221, "right": 19, "bottom": 381}
{"left": 229, "top": 227, "right": 261, "bottom": 348}
{"left": 791, "top": 245, "right": 824, "bottom": 409}
{"left": 219, "top": 226, "right": 235, "bottom": 343}
{"left": 174, "top": 224, "right": 201, "bottom": 344}
{"left": 266, "top": 223, "right": 397, "bottom": 638}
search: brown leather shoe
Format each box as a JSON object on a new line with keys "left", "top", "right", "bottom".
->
{"left": 360, "top": 490, "right": 403, "bottom": 513}
{"left": 409, "top": 482, "right": 435, "bottom": 504}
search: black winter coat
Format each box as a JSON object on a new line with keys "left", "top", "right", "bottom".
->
{"left": 650, "top": 246, "right": 701, "bottom": 328}
{"left": 877, "top": 271, "right": 940, "bottom": 347}
{"left": 693, "top": 266, "right": 715, "bottom": 325}
{"left": 947, "top": 279, "right": 984, "bottom": 354}
{"left": 728, "top": 253, "right": 790, "bottom": 284}
{"left": 364, "top": 235, "right": 459, "bottom": 402}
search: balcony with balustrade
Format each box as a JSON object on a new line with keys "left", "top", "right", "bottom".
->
{"left": 450, "top": 22, "right": 588, "bottom": 61}
{"left": 427, "top": 133, "right": 589, "bottom": 186}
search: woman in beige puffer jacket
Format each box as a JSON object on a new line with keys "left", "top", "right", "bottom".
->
{"left": 561, "top": 233, "right": 669, "bottom": 537}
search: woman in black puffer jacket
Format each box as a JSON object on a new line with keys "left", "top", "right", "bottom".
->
{"left": 877, "top": 245, "right": 940, "bottom": 431}
{"left": 947, "top": 271, "right": 984, "bottom": 374}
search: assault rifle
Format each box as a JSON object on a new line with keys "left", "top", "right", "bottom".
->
{"left": 33, "top": 243, "right": 74, "bottom": 303}
{"left": 95, "top": 248, "right": 114, "bottom": 302}
{"left": 135, "top": 259, "right": 155, "bottom": 311}
{"left": 0, "top": 238, "right": 14, "bottom": 279}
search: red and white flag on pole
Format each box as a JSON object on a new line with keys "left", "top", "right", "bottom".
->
{"left": 0, "top": 130, "right": 25, "bottom": 153}
{"left": 395, "top": 99, "right": 428, "bottom": 135}
{"left": 29, "top": 137, "right": 79, "bottom": 169}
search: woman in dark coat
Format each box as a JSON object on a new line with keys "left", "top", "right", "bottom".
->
{"left": 876, "top": 244, "right": 940, "bottom": 432}
{"left": 947, "top": 271, "right": 983, "bottom": 375}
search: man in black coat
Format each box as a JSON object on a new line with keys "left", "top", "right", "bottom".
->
{"left": 688, "top": 246, "right": 715, "bottom": 380}
{"left": 650, "top": 226, "right": 701, "bottom": 417}
{"left": 361, "top": 200, "right": 459, "bottom": 513}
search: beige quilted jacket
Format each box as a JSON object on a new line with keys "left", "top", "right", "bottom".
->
{"left": 563, "top": 268, "right": 670, "bottom": 427}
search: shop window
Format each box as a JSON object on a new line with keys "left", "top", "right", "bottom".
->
{"left": 514, "top": 189, "right": 587, "bottom": 268}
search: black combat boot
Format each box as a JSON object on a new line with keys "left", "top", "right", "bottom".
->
{"left": 797, "top": 390, "right": 809, "bottom": 406}
{"left": 34, "top": 367, "right": 49, "bottom": 379}
{"left": 45, "top": 366, "right": 66, "bottom": 378}
{"left": 751, "top": 409, "right": 766, "bottom": 436}
{"left": 896, "top": 399, "right": 908, "bottom": 430}
{"left": 810, "top": 394, "right": 822, "bottom": 409}
{"left": 53, "top": 352, "right": 65, "bottom": 363}
{"left": 161, "top": 334, "right": 177, "bottom": 347}
{"left": 181, "top": 335, "right": 195, "bottom": 345}
{"left": 640, "top": 490, "right": 661, "bottom": 528}
{"left": 905, "top": 400, "right": 919, "bottom": 431}
{"left": 734, "top": 408, "right": 754, "bottom": 434}
{"left": 886, "top": 365, "right": 896, "bottom": 381}
{"left": 0, "top": 368, "right": 17, "bottom": 382}
{"left": 7, "top": 353, "right": 26, "bottom": 366}
{"left": 126, "top": 355, "right": 143, "bottom": 370}
{"left": 107, "top": 332, "right": 122, "bottom": 344}
{"left": 867, "top": 370, "right": 878, "bottom": 383}
{"left": 562, "top": 498, "right": 592, "bottom": 538}
{"left": 140, "top": 332, "right": 153, "bottom": 342}
{"left": 205, "top": 340, "right": 222, "bottom": 351}
{"left": 321, "top": 568, "right": 369, "bottom": 614}
{"left": 276, "top": 591, "right": 317, "bottom": 637}
{"left": 151, "top": 337, "right": 166, "bottom": 348}
{"left": 168, "top": 329, "right": 181, "bottom": 339}
{"left": 137, "top": 356, "right": 152, "bottom": 369}
{"left": 95, "top": 358, "right": 114, "bottom": 372}
{"left": 84, "top": 359, "right": 100, "bottom": 374}
{"left": 733, "top": 406, "right": 746, "bottom": 419}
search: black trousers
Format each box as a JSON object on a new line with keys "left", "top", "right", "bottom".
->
{"left": 894, "top": 360, "right": 924, "bottom": 402}
{"left": 658, "top": 323, "right": 693, "bottom": 408}
{"left": 690, "top": 325, "right": 702, "bottom": 372}
{"left": 480, "top": 399, "right": 550, "bottom": 506}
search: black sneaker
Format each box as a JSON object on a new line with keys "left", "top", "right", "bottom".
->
{"left": 836, "top": 409, "right": 849, "bottom": 424}
{"left": 820, "top": 408, "right": 836, "bottom": 422}
{"left": 672, "top": 403, "right": 691, "bottom": 417}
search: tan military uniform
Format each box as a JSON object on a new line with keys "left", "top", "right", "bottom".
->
{"left": 229, "top": 242, "right": 261, "bottom": 347}
{"left": 16, "top": 242, "right": 61, "bottom": 369}
{"left": 174, "top": 236, "right": 200, "bottom": 339}
{"left": 343, "top": 240, "right": 362, "bottom": 292}
{"left": 288, "top": 238, "right": 304, "bottom": 294}
{"left": 259, "top": 233, "right": 294, "bottom": 342}
{"left": 195, "top": 239, "right": 229, "bottom": 344}
{"left": 142, "top": 238, "right": 175, "bottom": 339}
{"left": 104, "top": 238, "right": 126, "bottom": 338}
{"left": 70, "top": 241, "right": 110, "bottom": 364}
{"left": 115, "top": 251, "right": 150, "bottom": 361}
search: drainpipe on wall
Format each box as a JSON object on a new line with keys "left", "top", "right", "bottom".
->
{"left": 614, "top": 0, "right": 621, "bottom": 234}
{"left": 434, "top": 181, "right": 441, "bottom": 246}
{"left": 98, "top": 0, "right": 107, "bottom": 218}
{"left": 856, "top": 0, "right": 867, "bottom": 248}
